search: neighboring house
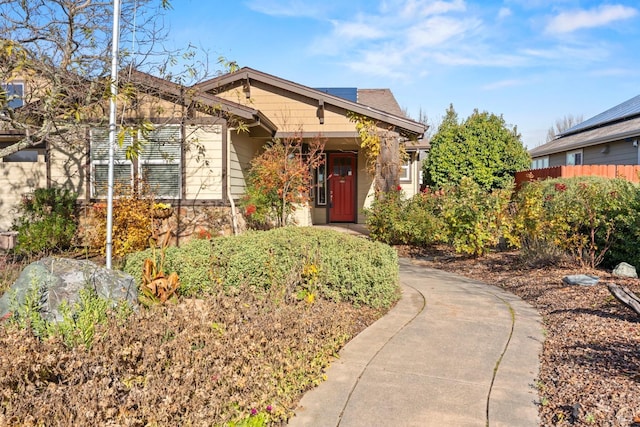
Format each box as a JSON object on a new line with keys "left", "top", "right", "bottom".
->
{"left": 530, "top": 95, "right": 640, "bottom": 169}
{"left": 0, "top": 67, "right": 427, "bottom": 235}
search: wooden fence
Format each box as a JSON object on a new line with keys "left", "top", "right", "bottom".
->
{"left": 515, "top": 165, "right": 640, "bottom": 188}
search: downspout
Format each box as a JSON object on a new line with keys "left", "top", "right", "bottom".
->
{"left": 225, "top": 123, "right": 239, "bottom": 235}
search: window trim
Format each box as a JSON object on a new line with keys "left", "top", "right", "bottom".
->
{"left": 315, "top": 153, "right": 327, "bottom": 207}
{"left": 531, "top": 156, "right": 549, "bottom": 170}
{"left": 399, "top": 152, "right": 413, "bottom": 182}
{"left": 566, "top": 149, "right": 583, "bottom": 166}
{"left": 90, "top": 126, "right": 182, "bottom": 199}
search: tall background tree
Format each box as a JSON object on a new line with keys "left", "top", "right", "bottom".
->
{"left": 0, "top": 0, "right": 203, "bottom": 159}
{"left": 546, "top": 114, "right": 584, "bottom": 142}
{"left": 423, "top": 104, "right": 530, "bottom": 190}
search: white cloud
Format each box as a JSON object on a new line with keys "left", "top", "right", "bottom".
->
{"left": 346, "top": 48, "right": 408, "bottom": 79}
{"left": 331, "top": 20, "right": 386, "bottom": 41}
{"left": 381, "top": 0, "right": 465, "bottom": 17}
{"left": 406, "top": 16, "right": 477, "bottom": 49}
{"left": 498, "top": 7, "right": 511, "bottom": 19}
{"left": 545, "top": 4, "right": 638, "bottom": 34}
{"left": 244, "top": 0, "right": 331, "bottom": 18}
{"left": 481, "top": 78, "right": 527, "bottom": 90}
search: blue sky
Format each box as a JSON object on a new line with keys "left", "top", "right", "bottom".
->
{"left": 162, "top": 0, "right": 640, "bottom": 148}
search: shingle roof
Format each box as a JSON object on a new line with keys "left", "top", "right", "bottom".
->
{"left": 530, "top": 115, "right": 640, "bottom": 157}
{"left": 357, "top": 89, "right": 405, "bottom": 117}
{"left": 561, "top": 94, "right": 640, "bottom": 136}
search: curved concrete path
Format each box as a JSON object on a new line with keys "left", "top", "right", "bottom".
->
{"left": 287, "top": 257, "right": 543, "bottom": 427}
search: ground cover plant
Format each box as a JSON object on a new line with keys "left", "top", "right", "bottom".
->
{"left": 0, "top": 227, "right": 396, "bottom": 425}
{"left": 123, "top": 227, "right": 400, "bottom": 310}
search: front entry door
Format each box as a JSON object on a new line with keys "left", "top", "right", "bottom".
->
{"left": 329, "top": 153, "right": 356, "bottom": 222}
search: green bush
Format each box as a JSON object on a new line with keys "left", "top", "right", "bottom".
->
{"left": 365, "top": 188, "right": 445, "bottom": 247}
{"left": 438, "top": 177, "right": 513, "bottom": 257}
{"left": 12, "top": 187, "right": 78, "bottom": 256}
{"left": 123, "top": 227, "right": 400, "bottom": 309}
{"left": 512, "top": 177, "right": 639, "bottom": 268}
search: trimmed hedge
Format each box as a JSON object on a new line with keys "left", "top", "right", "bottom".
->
{"left": 123, "top": 227, "right": 400, "bottom": 309}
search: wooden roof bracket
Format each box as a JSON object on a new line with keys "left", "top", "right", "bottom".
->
{"left": 317, "top": 99, "right": 325, "bottom": 125}
{"left": 242, "top": 77, "right": 251, "bottom": 99}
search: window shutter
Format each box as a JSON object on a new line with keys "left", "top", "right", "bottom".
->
{"left": 140, "top": 126, "right": 181, "bottom": 161}
{"left": 140, "top": 126, "right": 181, "bottom": 198}
{"left": 91, "top": 128, "right": 133, "bottom": 197}
{"left": 90, "top": 128, "right": 132, "bottom": 161}
{"left": 93, "top": 164, "right": 133, "bottom": 197}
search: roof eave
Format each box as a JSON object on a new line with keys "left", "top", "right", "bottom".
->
{"left": 196, "top": 67, "right": 426, "bottom": 137}
{"left": 531, "top": 129, "right": 640, "bottom": 157}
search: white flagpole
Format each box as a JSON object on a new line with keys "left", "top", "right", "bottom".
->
{"left": 106, "top": 0, "right": 122, "bottom": 269}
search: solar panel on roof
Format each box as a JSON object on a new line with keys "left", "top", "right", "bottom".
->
{"left": 561, "top": 94, "right": 640, "bottom": 136}
{"left": 314, "top": 87, "right": 358, "bottom": 103}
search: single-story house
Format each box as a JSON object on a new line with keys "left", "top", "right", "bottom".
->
{"left": 530, "top": 94, "right": 640, "bottom": 168}
{"left": 0, "top": 67, "right": 427, "bottom": 237}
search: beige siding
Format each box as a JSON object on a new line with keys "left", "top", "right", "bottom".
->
{"left": 216, "top": 83, "right": 358, "bottom": 134}
{"left": 0, "top": 158, "right": 46, "bottom": 230}
{"left": 399, "top": 152, "right": 423, "bottom": 197}
{"left": 184, "top": 125, "right": 224, "bottom": 200}
{"left": 357, "top": 151, "right": 375, "bottom": 224}
{"left": 49, "top": 137, "right": 88, "bottom": 199}
{"left": 229, "top": 131, "right": 263, "bottom": 199}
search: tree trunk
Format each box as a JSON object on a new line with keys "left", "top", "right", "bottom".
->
{"left": 607, "top": 283, "right": 640, "bottom": 316}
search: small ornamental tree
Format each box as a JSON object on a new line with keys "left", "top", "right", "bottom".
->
{"left": 243, "top": 133, "right": 325, "bottom": 228}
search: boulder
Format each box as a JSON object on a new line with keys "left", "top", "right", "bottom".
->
{"left": 562, "top": 274, "right": 599, "bottom": 286}
{"left": 612, "top": 262, "right": 638, "bottom": 279}
{"left": 0, "top": 257, "right": 138, "bottom": 322}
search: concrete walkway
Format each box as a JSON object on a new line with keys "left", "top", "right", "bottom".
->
{"left": 287, "top": 257, "right": 543, "bottom": 427}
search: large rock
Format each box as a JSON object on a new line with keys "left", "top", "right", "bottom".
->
{"left": 562, "top": 274, "right": 599, "bottom": 286}
{"left": 0, "top": 257, "right": 138, "bottom": 322}
{"left": 612, "top": 262, "right": 638, "bottom": 279}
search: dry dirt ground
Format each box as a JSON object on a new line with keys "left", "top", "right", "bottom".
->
{"left": 398, "top": 246, "right": 640, "bottom": 427}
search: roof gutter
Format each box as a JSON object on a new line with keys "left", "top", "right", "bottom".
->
{"left": 531, "top": 129, "right": 640, "bottom": 157}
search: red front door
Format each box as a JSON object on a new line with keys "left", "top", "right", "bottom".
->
{"left": 329, "top": 153, "right": 356, "bottom": 222}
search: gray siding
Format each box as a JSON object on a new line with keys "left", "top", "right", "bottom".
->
{"left": 584, "top": 140, "right": 638, "bottom": 165}
{"left": 549, "top": 153, "right": 565, "bottom": 167}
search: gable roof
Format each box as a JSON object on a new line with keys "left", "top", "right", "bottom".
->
{"left": 357, "top": 89, "right": 405, "bottom": 117}
{"left": 195, "top": 67, "right": 426, "bottom": 138}
{"left": 531, "top": 94, "right": 640, "bottom": 158}
{"left": 128, "top": 70, "right": 277, "bottom": 137}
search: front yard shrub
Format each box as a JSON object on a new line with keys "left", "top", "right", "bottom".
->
{"left": 123, "top": 227, "right": 400, "bottom": 309}
{"left": 12, "top": 187, "right": 78, "bottom": 256}
{"left": 365, "top": 187, "right": 445, "bottom": 247}
{"left": 512, "top": 177, "right": 638, "bottom": 268}
{"left": 438, "top": 177, "right": 513, "bottom": 257}
{"left": 90, "top": 188, "right": 154, "bottom": 258}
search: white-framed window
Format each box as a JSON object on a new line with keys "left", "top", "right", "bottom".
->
{"left": 566, "top": 149, "right": 583, "bottom": 166}
{"left": 531, "top": 156, "right": 549, "bottom": 169}
{"left": 400, "top": 152, "right": 413, "bottom": 182}
{"left": 315, "top": 153, "right": 327, "bottom": 206}
{"left": 90, "top": 126, "right": 181, "bottom": 198}
{"left": 139, "top": 126, "right": 181, "bottom": 198}
{"left": 1, "top": 82, "right": 24, "bottom": 109}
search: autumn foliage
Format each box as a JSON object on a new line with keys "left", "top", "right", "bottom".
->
{"left": 242, "top": 133, "right": 325, "bottom": 228}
